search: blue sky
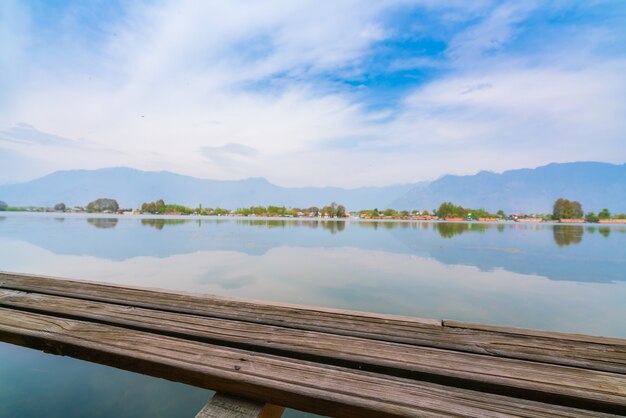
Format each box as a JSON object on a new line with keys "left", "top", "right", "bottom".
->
{"left": 1, "top": 1, "right": 625, "bottom": 186}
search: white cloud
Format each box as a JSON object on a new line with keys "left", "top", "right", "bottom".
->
{"left": 0, "top": 1, "right": 625, "bottom": 186}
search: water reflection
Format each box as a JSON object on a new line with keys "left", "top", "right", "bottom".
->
{"left": 553, "top": 225, "right": 583, "bottom": 247}
{"left": 86, "top": 218, "right": 119, "bottom": 229}
{"left": 2, "top": 214, "right": 626, "bottom": 283}
{"left": 141, "top": 218, "right": 189, "bottom": 230}
{"left": 54, "top": 217, "right": 65, "bottom": 222}
{"left": 435, "top": 222, "right": 491, "bottom": 238}
{"left": 236, "top": 219, "right": 347, "bottom": 233}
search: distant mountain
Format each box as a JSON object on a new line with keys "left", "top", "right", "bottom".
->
{"left": 0, "top": 167, "right": 424, "bottom": 210}
{"left": 391, "top": 162, "right": 626, "bottom": 213}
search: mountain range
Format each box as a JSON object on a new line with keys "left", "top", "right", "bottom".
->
{"left": 0, "top": 162, "right": 624, "bottom": 213}
{"left": 0, "top": 167, "right": 423, "bottom": 210}
{"left": 392, "top": 162, "right": 626, "bottom": 213}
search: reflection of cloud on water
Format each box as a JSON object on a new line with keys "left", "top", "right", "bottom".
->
{"left": 208, "top": 275, "right": 257, "bottom": 290}
{"left": 2, "top": 238, "right": 625, "bottom": 338}
{"left": 196, "top": 263, "right": 257, "bottom": 289}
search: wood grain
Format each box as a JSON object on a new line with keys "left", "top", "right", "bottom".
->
{"left": 0, "top": 307, "right": 619, "bottom": 418}
{"left": 1, "top": 272, "right": 624, "bottom": 374}
{"left": 0, "top": 288, "right": 624, "bottom": 412}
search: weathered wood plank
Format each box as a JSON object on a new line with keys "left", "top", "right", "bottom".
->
{"left": 2, "top": 272, "right": 625, "bottom": 374}
{"left": 0, "top": 308, "right": 619, "bottom": 418}
{"left": 195, "top": 393, "right": 284, "bottom": 418}
{"left": 1, "top": 288, "right": 625, "bottom": 412}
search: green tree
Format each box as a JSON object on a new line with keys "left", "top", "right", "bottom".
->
{"left": 497, "top": 209, "right": 506, "bottom": 218}
{"left": 598, "top": 208, "right": 611, "bottom": 219}
{"left": 585, "top": 212, "right": 599, "bottom": 223}
{"left": 436, "top": 202, "right": 468, "bottom": 218}
{"left": 86, "top": 198, "right": 119, "bottom": 213}
{"left": 54, "top": 203, "right": 66, "bottom": 212}
{"left": 336, "top": 204, "right": 346, "bottom": 218}
{"left": 0, "top": 200, "right": 7, "bottom": 211}
{"left": 552, "top": 198, "right": 583, "bottom": 220}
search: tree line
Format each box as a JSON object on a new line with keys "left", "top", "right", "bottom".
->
{"left": 3, "top": 196, "right": 626, "bottom": 222}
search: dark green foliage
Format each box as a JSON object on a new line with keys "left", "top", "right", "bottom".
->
{"left": 54, "top": 203, "right": 66, "bottom": 212}
{"left": 141, "top": 199, "right": 194, "bottom": 214}
{"left": 585, "top": 212, "right": 599, "bottom": 223}
{"left": 233, "top": 202, "right": 345, "bottom": 217}
{"left": 86, "top": 198, "right": 119, "bottom": 213}
{"left": 436, "top": 202, "right": 470, "bottom": 218}
{"left": 598, "top": 208, "right": 611, "bottom": 219}
{"left": 552, "top": 198, "right": 583, "bottom": 220}
{"left": 0, "top": 201, "right": 7, "bottom": 211}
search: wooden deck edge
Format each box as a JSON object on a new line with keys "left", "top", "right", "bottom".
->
{"left": 443, "top": 320, "right": 626, "bottom": 346}
{"left": 3, "top": 287, "right": 626, "bottom": 408}
{"left": 0, "top": 307, "right": 621, "bottom": 417}
{"left": 0, "top": 271, "right": 442, "bottom": 327}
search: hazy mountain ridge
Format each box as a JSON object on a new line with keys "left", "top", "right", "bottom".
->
{"left": 0, "top": 167, "right": 422, "bottom": 209}
{"left": 391, "top": 162, "right": 626, "bottom": 213}
{"left": 1, "top": 162, "right": 624, "bottom": 212}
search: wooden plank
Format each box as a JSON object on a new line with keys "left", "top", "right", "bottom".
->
{"left": 442, "top": 320, "right": 626, "bottom": 373}
{"left": 0, "top": 307, "right": 619, "bottom": 418}
{"left": 1, "top": 288, "right": 625, "bottom": 412}
{"left": 1, "top": 272, "right": 625, "bottom": 374}
{"left": 443, "top": 320, "right": 626, "bottom": 346}
{"left": 195, "top": 393, "right": 284, "bottom": 418}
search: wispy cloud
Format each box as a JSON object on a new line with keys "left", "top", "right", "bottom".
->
{"left": 0, "top": 123, "right": 80, "bottom": 147}
{"left": 0, "top": 1, "right": 624, "bottom": 186}
{"left": 200, "top": 143, "right": 259, "bottom": 160}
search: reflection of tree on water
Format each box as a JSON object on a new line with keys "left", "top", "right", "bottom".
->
{"left": 141, "top": 218, "right": 189, "bottom": 230}
{"left": 238, "top": 220, "right": 288, "bottom": 229}
{"left": 320, "top": 221, "right": 345, "bottom": 234}
{"left": 552, "top": 225, "right": 583, "bottom": 246}
{"left": 86, "top": 218, "right": 119, "bottom": 229}
{"left": 54, "top": 218, "right": 65, "bottom": 222}
{"left": 237, "top": 219, "right": 347, "bottom": 233}
{"left": 586, "top": 226, "right": 623, "bottom": 237}
{"left": 436, "top": 222, "right": 491, "bottom": 239}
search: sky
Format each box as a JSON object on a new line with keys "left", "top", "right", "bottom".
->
{"left": 0, "top": 0, "right": 625, "bottom": 187}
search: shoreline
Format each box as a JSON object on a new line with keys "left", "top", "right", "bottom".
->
{"left": 3, "top": 210, "right": 626, "bottom": 226}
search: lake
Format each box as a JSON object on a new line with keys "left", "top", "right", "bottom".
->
{"left": 1, "top": 212, "right": 625, "bottom": 417}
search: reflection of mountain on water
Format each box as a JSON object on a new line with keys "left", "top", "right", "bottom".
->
{"left": 2, "top": 215, "right": 625, "bottom": 283}
{"left": 389, "top": 222, "right": 626, "bottom": 283}
{"left": 1, "top": 216, "right": 387, "bottom": 261}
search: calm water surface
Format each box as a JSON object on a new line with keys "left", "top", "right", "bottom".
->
{"left": 1, "top": 212, "right": 625, "bottom": 417}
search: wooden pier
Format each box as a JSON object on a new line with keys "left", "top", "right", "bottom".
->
{"left": 0, "top": 272, "right": 625, "bottom": 417}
